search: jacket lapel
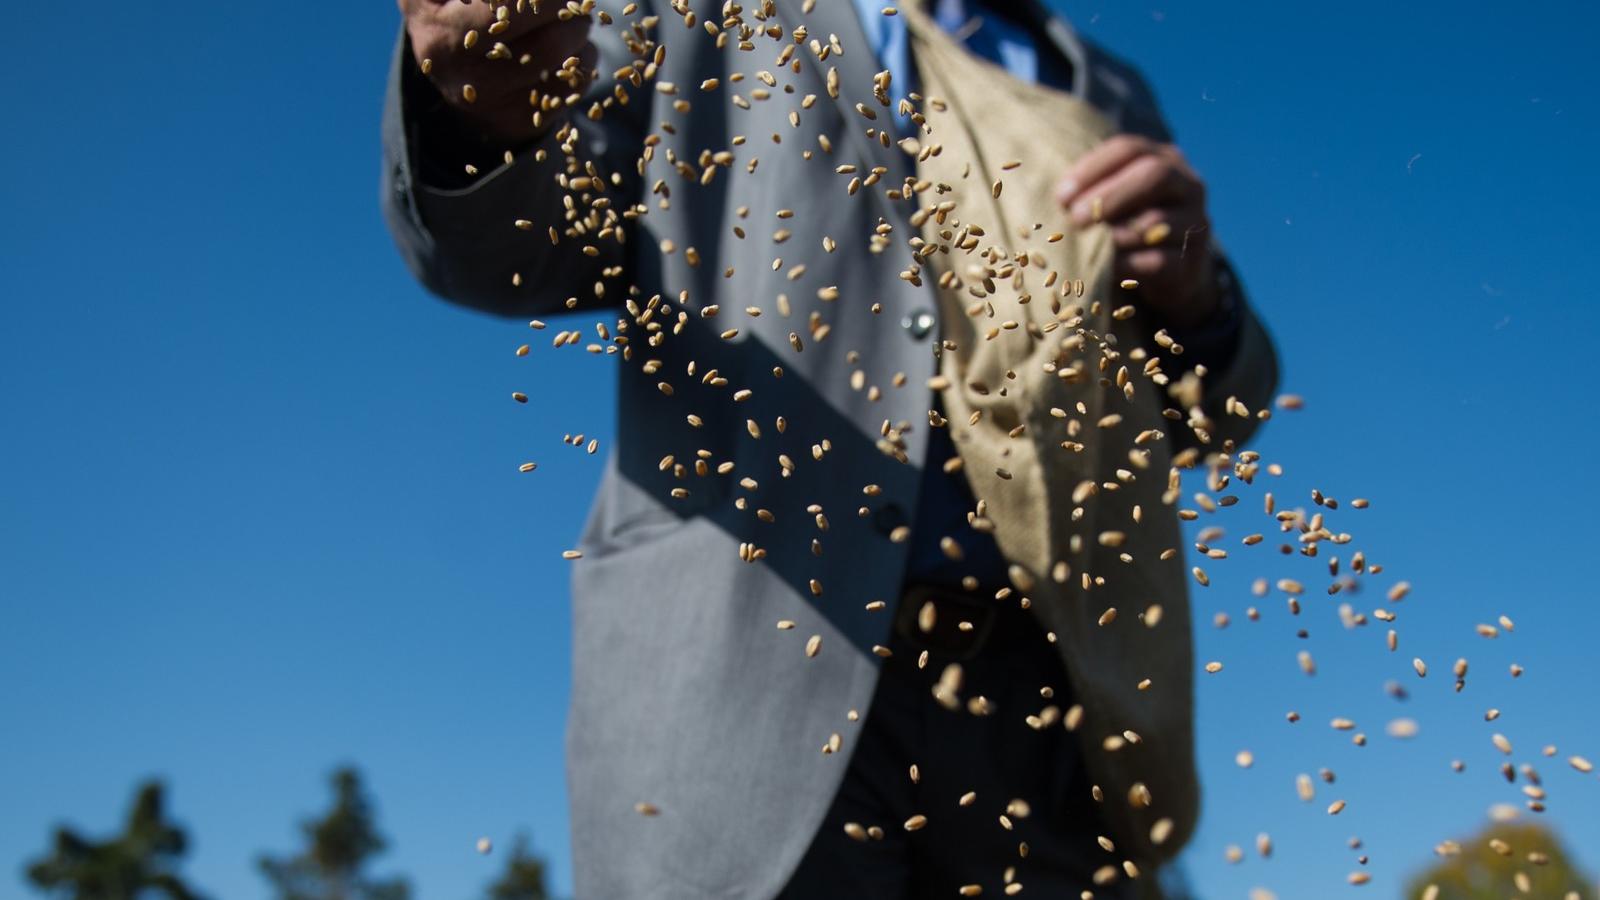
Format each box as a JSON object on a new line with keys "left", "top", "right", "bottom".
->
{"left": 1013, "top": 0, "right": 1088, "bottom": 97}
{"left": 765, "top": 0, "right": 917, "bottom": 198}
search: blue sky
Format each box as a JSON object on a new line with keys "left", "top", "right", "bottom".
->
{"left": 2, "top": 1, "right": 1597, "bottom": 897}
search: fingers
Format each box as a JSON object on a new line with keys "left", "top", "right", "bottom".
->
{"left": 405, "top": 0, "right": 595, "bottom": 142}
{"left": 406, "top": 0, "right": 567, "bottom": 69}
{"left": 1067, "top": 153, "right": 1198, "bottom": 227}
{"left": 1055, "top": 134, "right": 1153, "bottom": 205}
{"left": 1117, "top": 246, "right": 1183, "bottom": 279}
{"left": 451, "top": 16, "right": 593, "bottom": 95}
{"left": 1109, "top": 207, "right": 1210, "bottom": 254}
{"left": 409, "top": 0, "right": 562, "bottom": 40}
{"left": 1054, "top": 135, "right": 1206, "bottom": 239}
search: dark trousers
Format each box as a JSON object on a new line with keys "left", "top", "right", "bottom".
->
{"left": 781, "top": 595, "right": 1129, "bottom": 899}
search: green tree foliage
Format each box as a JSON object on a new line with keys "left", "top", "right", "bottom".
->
{"left": 483, "top": 835, "right": 551, "bottom": 900}
{"left": 258, "top": 767, "right": 410, "bottom": 900}
{"left": 25, "top": 780, "right": 207, "bottom": 900}
{"left": 1405, "top": 819, "right": 1594, "bottom": 899}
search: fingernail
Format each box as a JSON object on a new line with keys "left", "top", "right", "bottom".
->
{"left": 1055, "top": 178, "right": 1077, "bottom": 203}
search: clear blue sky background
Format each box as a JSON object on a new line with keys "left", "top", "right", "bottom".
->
{"left": 3, "top": 1, "right": 1597, "bottom": 897}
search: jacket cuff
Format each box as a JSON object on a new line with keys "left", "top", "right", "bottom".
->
{"left": 1164, "top": 250, "right": 1245, "bottom": 375}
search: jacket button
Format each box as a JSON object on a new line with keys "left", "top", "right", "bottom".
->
{"left": 873, "top": 502, "right": 908, "bottom": 535}
{"left": 901, "top": 309, "right": 936, "bottom": 340}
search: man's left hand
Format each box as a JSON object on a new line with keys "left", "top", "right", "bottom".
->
{"left": 1055, "top": 135, "right": 1218, "bottom": 330}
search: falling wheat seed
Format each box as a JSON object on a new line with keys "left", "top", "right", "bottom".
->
{"left": 462, "top": 12, "right": 1597, "bottom": 894}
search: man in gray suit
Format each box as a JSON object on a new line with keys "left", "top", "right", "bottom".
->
{"left": 383, "top": 0, "right": 1278, "bottom": 896}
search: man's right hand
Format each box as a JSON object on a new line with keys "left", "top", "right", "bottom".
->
{"left": 400, "top": 0, "right": 598, "bottom": 145}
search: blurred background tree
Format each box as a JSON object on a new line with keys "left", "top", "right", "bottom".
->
{"left": 482, "top": 834, "right": 551, "bottom": 900}
{"left": 1405, "top": 819, "right": 1594, "bottom": 899}
{"left": 24, "top": 780, "right": 206, "bottom": 900}
{"left": 257, "top": 767, "right": 410, "bottom": 900}
{"left": 23, "top": 768, "right": 560, "bottom": 900}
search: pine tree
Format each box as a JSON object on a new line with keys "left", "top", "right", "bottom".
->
{"left": 25, "top": 780, "right": 207, "bottom": 900}
{"left": 483, "top": 834, "right": 551, "bottom": 900}
{"left": 258, "top": 767, "right": 410, "bottom": 900}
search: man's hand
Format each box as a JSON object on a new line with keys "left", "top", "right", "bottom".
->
{"left": 1055, "top": 135, "right": 1219, "bottom": 330}
{"left": 400, "top": 0, "right": 597, "bottom": 145}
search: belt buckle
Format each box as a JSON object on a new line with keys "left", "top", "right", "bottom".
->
{"left": 897, "top": 585, "right": 999, "bottom": 662}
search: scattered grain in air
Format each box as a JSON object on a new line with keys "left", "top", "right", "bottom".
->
{"left": 1274, "top": 394, "right": 1305, "bottom": 410}
{"left": 635, "top": 802, "right": 659, "bottom": 816}
{"left": 805, "top": 634, "right": 822, "bottom": 657}
{"left": 1235, "top": 750, "right": 1254, "bottom": 768}
{"left": 1348, "top": 872, "right": 1371, "bottom": 886}
{"left": 1119, "top": 278, "right": 1139, "bottom": 290}
{"left": 1149, "top": 817, "right": 1174, "bottom": 845}
{"left": 512, "top": 392, "right": 529, "bottom": 403}
{"left": 476, "top": 837, "right": 492, "bottom": 854}
{"left": 776, "top": 620, "right": 795, "bottom": 630}
{"left": 1412, "top": 658, "right": 1427, "bottom": 678}
{"left": 1205, "top": 661, "right": 1223, "bottom": 674}
{"left": 1327, "top": 799, "right": 1346, "bottom": 815}
{"left": 1492, "top": 733, "right": 1513, "bottom": 755}
{"left": 843, "top": 822, "right": 868, "bottom": 841}
{"left": 1296, "top": 774, "right": 1314, "bottom": 801}
{"left": 959, "top": 886, "right": 982, "bottom": 897}
{"left": 1569, "top": 756, "right": 1594, "bottom": 773}
{"left": 904, "top": 814, "right": 928, "bottom": 831}
{"left": 1386, "top": 718, "right": 1420, "bottom": 739}
{"left": 562, "top": 550, "right": 583, "bottom": 560}
{"left": 518, "top": 462, "right": 537, "bottom": 473}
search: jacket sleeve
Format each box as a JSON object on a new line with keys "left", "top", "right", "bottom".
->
{"left": 1174, "top": 257, "right": 1279, "bottom": 452}
{"left": 380, "top": 15, "right": 648, "bottom": 319}
{"left": 1103, "top": 46, "right": 1281, "bottom": 452}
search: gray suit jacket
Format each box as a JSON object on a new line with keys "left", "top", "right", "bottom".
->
{"left": 382, "top": 1, "right": 1278, "bottom": 896}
